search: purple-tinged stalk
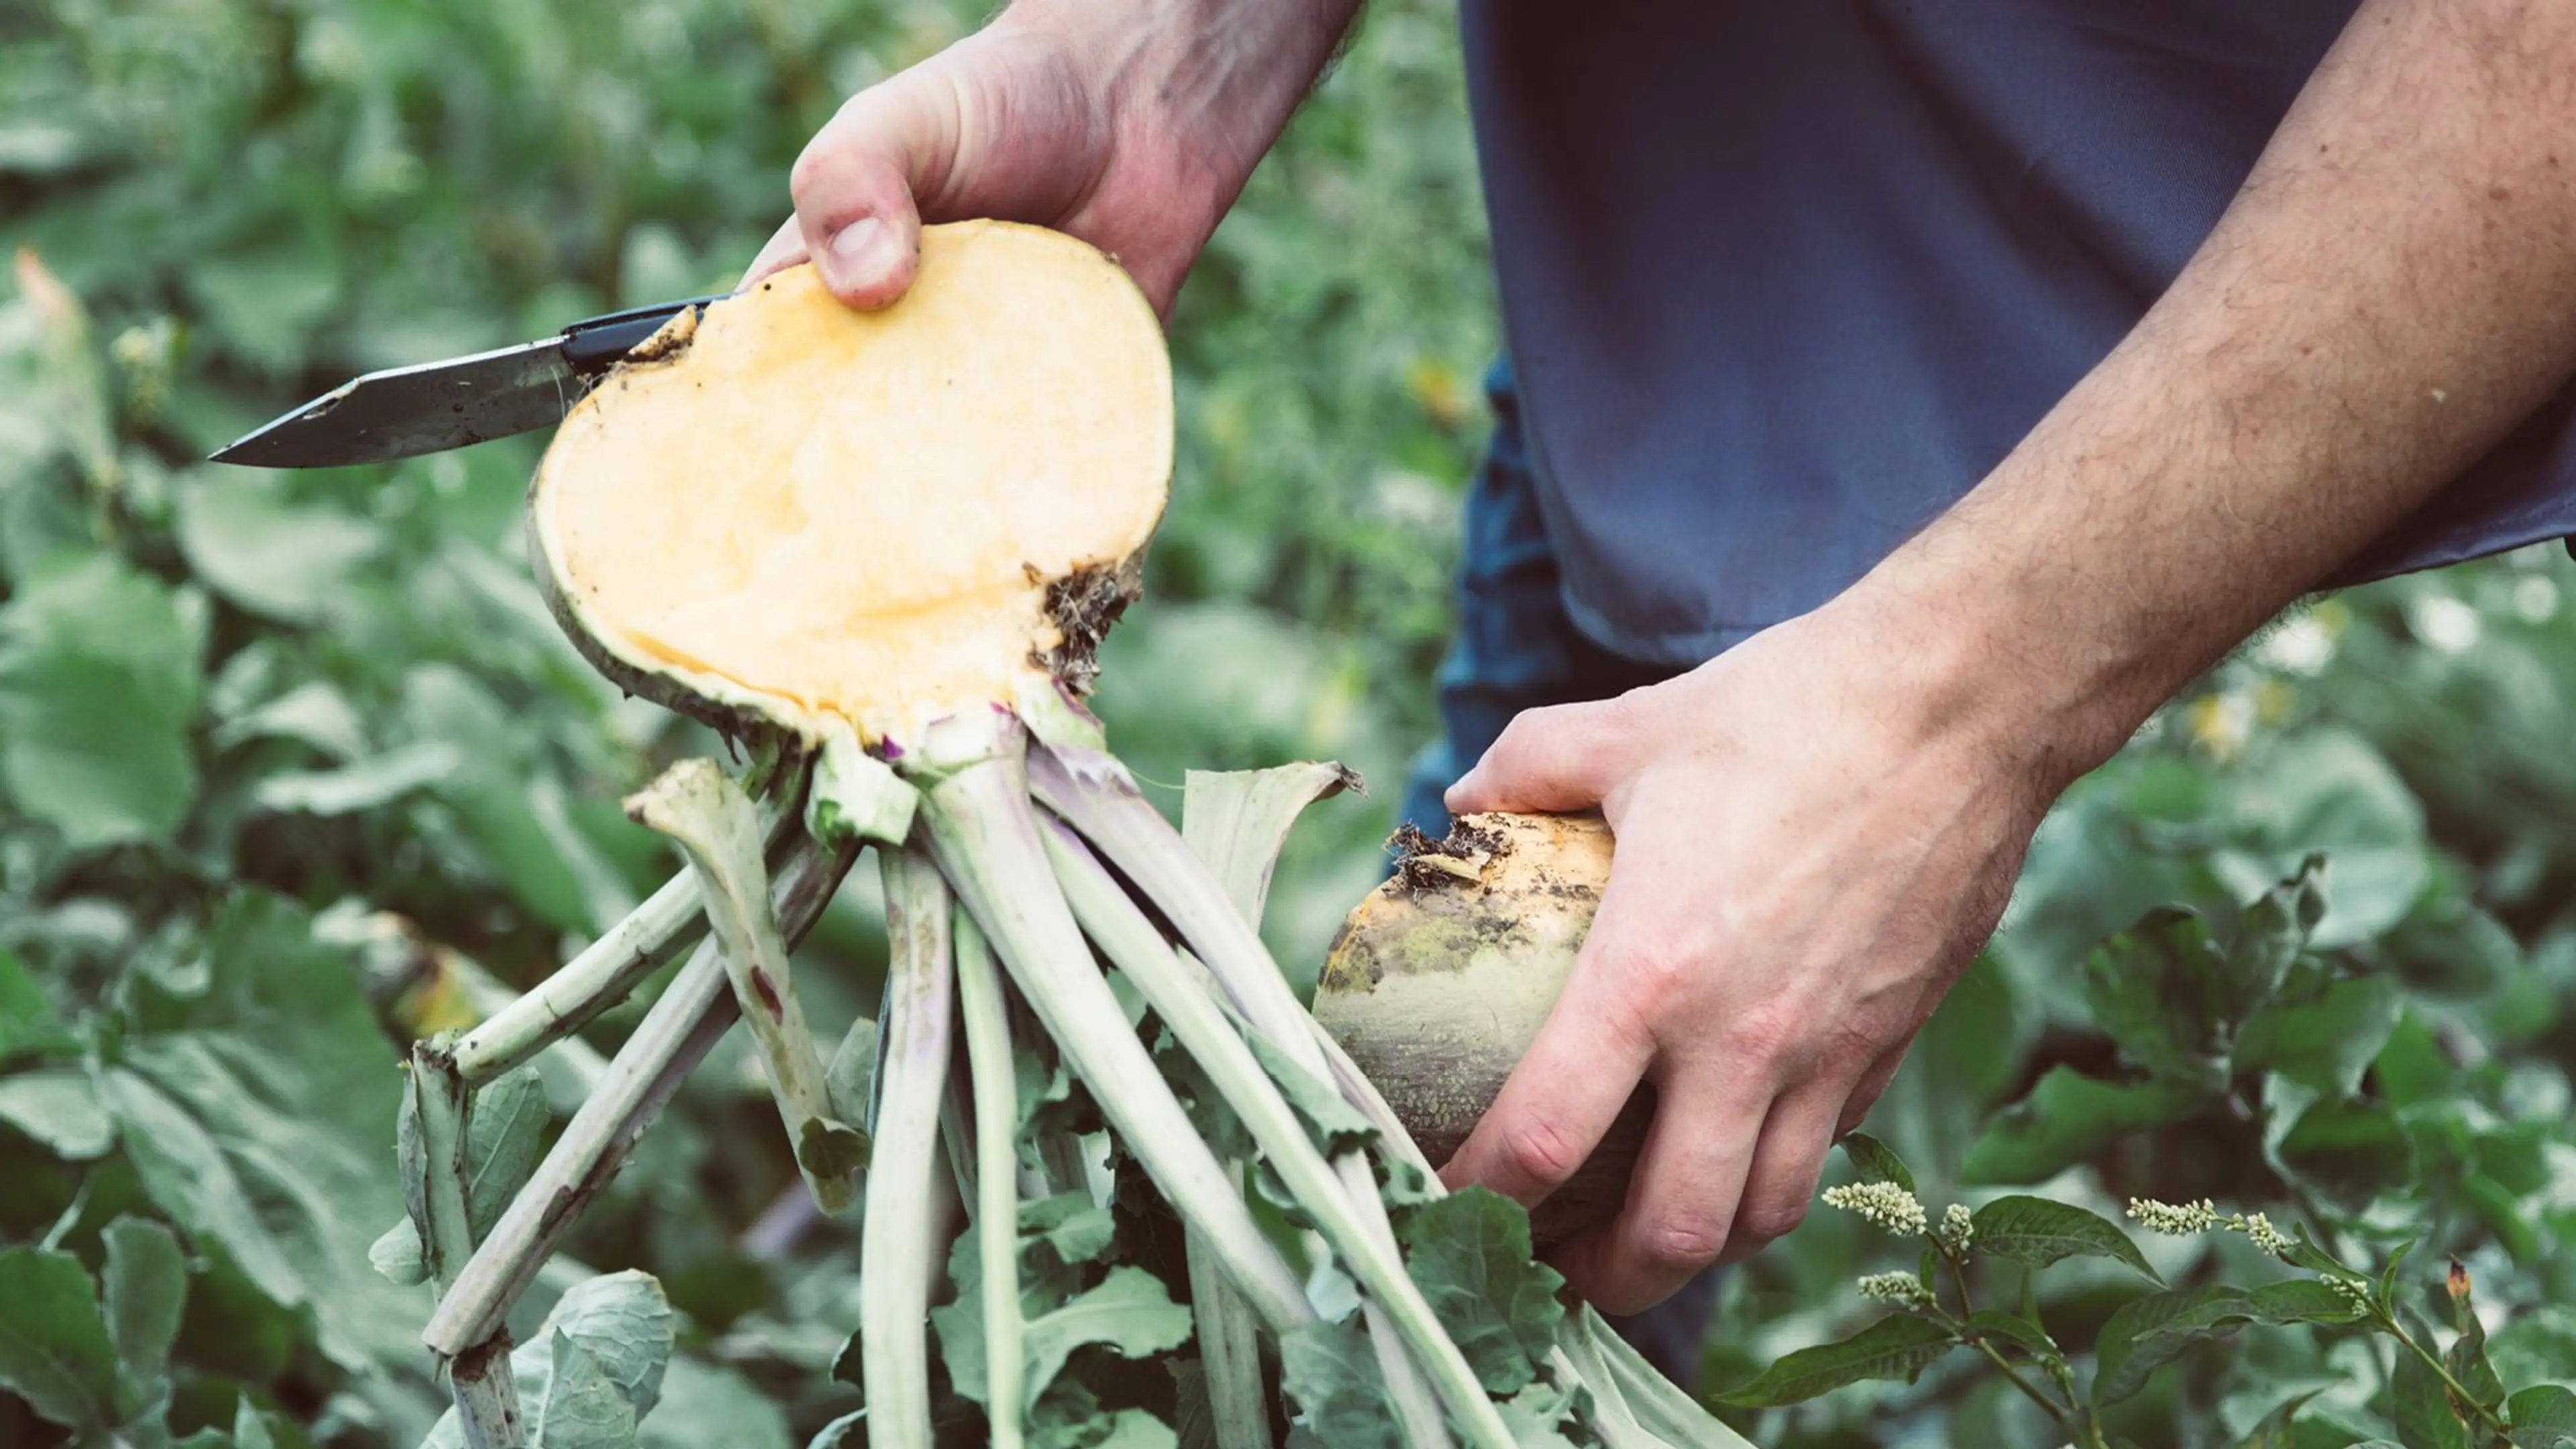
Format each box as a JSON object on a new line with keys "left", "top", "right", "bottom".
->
{"left": 626, "top": 760, "right": 866, "bottom": 1214}
{"left": 863, "top": 848, "right": 961, "bottom": 1449}
{"left": 908, "top": 710, "right": 1315, "bottom": 1332}
{"left": 422, "top": 838, "right": 857, "bottom": 1358}
{"left": 952, "top": 909, "right": 1027, "bottom": 1449}
{"left": 1040, "top": 821, "right": 1507, "bottom": 1449}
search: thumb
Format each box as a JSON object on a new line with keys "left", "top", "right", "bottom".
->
{"left": 784, "top": 68, "right": 960, "bottom": 309}
{"left": 1445, "top": 698, "right": 1634, "bottom": 815}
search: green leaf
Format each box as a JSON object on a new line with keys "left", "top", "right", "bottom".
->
{"left": 1397, "top": 1187, "right": 1565, "bottom": 1395}
{"left": 2092, "top": 1281, "right": 2366, "bottom": 1407}
{"left": 1962, "top": 1310, "right": 2062, "bottom": 1365}
{"left": 1279, "top": 1319, "right": 1401, "bottom": 1449}
{"left": 805, "top": 1409, "right": 865, "bottom": 1449}
{"left": 103, "top": 891, "right": 418, "bottom": 1371}
{"left": 640, "top": 1355, "right": 793, "bottom": 1449}
{"left": 2234, "top": 974, "right": 2401, "bottom": 1098}
{"left": 2271, "top": 1093, "right": 2416, "bottom": 1209}
{"left": 1968, "top": 1195, "right": 2161, "bottom": 1282}
{"left": 1714, "top": 1313, "right": 1957, "bottom": 1407}
{"left": 0, "top": 947, "right": 78, "bottom": 1065}
{"left": 175, "top": 474, "right": 381, "bottom": 625}
{"left": 1020, "top": 1192, "right": 1118, "bottom": 1271}
{"left": 2392, "top": 1338, "right": 2472, "bottom": 1449}
{"left": 366, "top": 1220, "right": 428, "bottom": 1287}
{"left": 1960, "top": 1067, "right": 2205, "bottom": 1185}
{"left": 2373, "top": 1014, "right": 2453, "bottom": 1109}
{"left": 423, "top": 1271, "right": 676, "bottom": 1449}
{"left": 1496, "top": 1377, "right": 1589, "bottom": 1447}
{"left": 2225, "top": 730, "right": 2430, "bottom": 949}
{"left": 2508, "top": 1385, "right": 2576, "bottom": 1448}
{"left": 2082, "top": 908, "right": 2236, "bottom": 1091}
{"left": 0, "top": 557, "right": 201, "bottom": 849}
{"left": 1018, "top": 1267, "right": 1193, "bottom": 1413}
{"left": 0, "top": 1065, "right": 114, "bottom": 1159}
{"left": 101, "top": 1216, "right": 186, "bottom": 1405}
{"left": 1838, "top": 1132, "right": 1916, "bottom": 1195}
{"left": 2220, "top": 857, "right": 2327, "bottom": 1017}
{"left": 464, "top": 1067, "right": 547, "bottom": 1237}
{"left": 0, "top": 1245, "right": 123, "bottom": 1431}
{"left": 2443, "top": 1264, "right": 2504, "bottom": 1413}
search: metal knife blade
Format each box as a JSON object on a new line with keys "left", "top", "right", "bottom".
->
{"left": 210, "top": 294, "right": 724, "bottom": 468}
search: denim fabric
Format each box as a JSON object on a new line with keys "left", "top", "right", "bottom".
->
{"left": 1399, "top": 359, "right": 1717, "bottom": 1389}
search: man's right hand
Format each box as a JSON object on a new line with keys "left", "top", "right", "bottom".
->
{"left": 744, "top": 0, "right": 1358, "bottom": 317}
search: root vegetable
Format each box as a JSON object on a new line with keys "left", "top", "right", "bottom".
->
{"left": 390, "top": 221, "right": 1745, "bottom": 1449}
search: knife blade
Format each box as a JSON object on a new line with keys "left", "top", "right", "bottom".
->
{"left": 209, "top": 294, "right": 726, "bottom": 468}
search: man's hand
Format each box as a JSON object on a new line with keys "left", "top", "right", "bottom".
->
{"left": 1442, "top": 0, "right": 2576, "bottom": 1313}
{"left": 1440, "top": 600, "right": 2053, "bottom": 1313}
{"left": 743, "top": 0, "right": 1358, "bottom": 316}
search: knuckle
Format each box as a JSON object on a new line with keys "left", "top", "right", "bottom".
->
{"left": 1735, "top": 1196, "right": 1811, "bottom": 1244}
{"left": 1494, "top": 1116, "right": 1589, "bottom": 1193}
{"left": 1635, "top": 1217, "right": 1727, "bottom": 1273}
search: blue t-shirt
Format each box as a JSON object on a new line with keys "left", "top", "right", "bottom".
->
{"left": 1462, "top": 0, "right": 2576, "bottom": 665}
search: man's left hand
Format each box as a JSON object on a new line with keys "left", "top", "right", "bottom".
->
{"left": 1438, "top": 597, "right": 2053, "bottom": 1313}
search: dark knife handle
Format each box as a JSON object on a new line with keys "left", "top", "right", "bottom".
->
{"left": 559, "top": 294, "right": 731, "bottom": 374}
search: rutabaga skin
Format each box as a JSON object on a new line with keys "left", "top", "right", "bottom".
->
{"left": 389, "top": 222, "right": 1752, "bottom": 1449}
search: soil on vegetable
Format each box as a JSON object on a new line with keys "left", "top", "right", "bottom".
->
{"left": 1387, "top": 816, "right": 1508, "bottom": 894}
{"left": 1034, "top": 555, "right": 1142, "bottom": 694}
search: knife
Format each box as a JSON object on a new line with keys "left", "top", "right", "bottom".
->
{"left": 209, "top": 294, "right": 728, "bottom": 468}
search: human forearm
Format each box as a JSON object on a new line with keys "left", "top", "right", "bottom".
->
{"left": 1850, "top": 0, "right": 2576, "bottom": 782}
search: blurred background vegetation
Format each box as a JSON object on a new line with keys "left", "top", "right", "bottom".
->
{"left": 0, "top": 1, "right": 2569, "bottom": 1446}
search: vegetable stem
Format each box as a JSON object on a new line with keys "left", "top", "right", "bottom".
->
{"left": 627, "top": 759, "right": 866, "bottom": 1213}
{"left": 910, "top": 712, "right": 1315, "bottom": 1333}
{"left": 953, "top": 908, "right": 1028, "bottom": 1449}
{"left": 861, "top": 847, "right": 961, "bottom": 1449}
{"left": 1041, "top": 819, "right": 1507, "bottom": 1449}
{"left": 448, "top": 1333, "right": 525, "bottom": 1449}
{"left": 409, "top": 1044, "right": 476, "bottom": 1294}
{"left": 448, "top": 869, "right": 702, "bottom": 1086}
{"left": 423, "top": 839, "right": 855, "bottom": 1357}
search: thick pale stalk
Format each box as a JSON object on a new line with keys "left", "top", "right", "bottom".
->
{"left": 953, "top": 910, "right": 1026, "bottom": 1449}
{"left": 1049, "top": 752, "right": 1455, "bottom": 1446}
{"left": 1041, "top": 822, "right": 1511, "bottom": 1449}
{"left": 1572, "top": 1306, "right": 1753, "bottom": 1449}
{"left": 424, "top": 841, "right": 856, "bottom": 1357}
{"left": 1182, "top": 1210, "right": 1269, "bottom": 1449}
{"left": 449, "top": 1336, "right": 525, "bottom": 1449}
{"left": 627, "top": 760, "right": 865, "bottom": 1212}
{"left": 910, "top": 714, "right": 1313, "bottom": 1332}
{"left": 862, "top": 848, "right": 961, "bottom": 1449}
{"left": 1176, "top": 764, "right": 1447, "bottom": 1449}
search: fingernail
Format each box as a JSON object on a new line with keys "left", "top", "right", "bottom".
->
{"left": 826, "top": 217, "right": 892, "bottom": 279}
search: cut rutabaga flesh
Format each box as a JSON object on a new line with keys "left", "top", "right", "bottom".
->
{"left": 1313, "top": 810, "right": 1650, "bottom": 1248}
{"left": 527, "top": 219, "right": 1171, "bottom": 744}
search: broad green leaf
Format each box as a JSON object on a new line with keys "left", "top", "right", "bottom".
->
{"left": 2092, "top": 1281, "right": 2366, "bottom": 1406}
{"left": 639, "top": 1355, "right": 794, "bottom": 1449}
{"left": 101, "top": 1216, "right": 186, "bottom": 1404}
{"left": 1714, "top": 1313, "right": 1956, "bottom": 1407}
{"left": 2082, "top": 908, "right": 2235, "bottom": 1091}
{"left": 234, "top": 1399, "right": 280, "bottom": 1449}
{"left": 1027, "top": 1382, "right": 1180, "bottom": 1449}
{"left": 2271, "top": 1094, "right": 2416, "bottom": 1209}
{"left": 1020, "top": 1192, "right": 1117, "bottom": 1270}
{"left": 464, "top": 1067, "right": 547, "bottom": 1236}
{"left": 423, "top": 1272, "right": 676, "bottom": 1449}
{"left": 1838, "top": 1132, "right": 1915, "bottom": 1195}
{"left": 0, "top": 1065, "right": 113, "bottom": 1159}
{"left": 0, "top": 556, "right": 202, "bottom": 848}
{"left": 252, "top": 741, "right": 462, "bottom": 816}
{"left": 1968, "top": 1195, "right": 2160, "bottom": 1282}
{"left": 1962, "top": 1310, "right": 2061, "bottom": 1365}
{"left": 2220, "top": 857, "right": 2327, "bottom": 1017}
{"left": 1495, "top": 1378, "right": 1588, "bottom": 1447}
{"left": 2235, "top": 973, "right": 2401, "bottom": 1099}
{"left": 1397, "top": 1187, "right": 1565, "bottom": 1395}
{"left": 105, "top": 891, "right": 417, "bottom": 1371}
{"left": 2371, "top": 1014, "right": 2453, "bottom": 1108}
{"left": 0, "top": 947, "right": 78, "bottom": 1065}
{"left": 366, "top": 1220, "right": 428, "bottom": 1287}
{"left": 2391, "top": 1338, "right": 2472, "bottom": 1449}
{"left": 0, "top": 1245, "right": 123, "bottom": 1431}
{"left": 1279, "top": 1319, "right": 1401, "bottom": 1449}
{"left": 1019, "top": 1267, "right": 1193, "bottom": 1414}
{"left": 2225, "top": 731, "right": 2428, "bottom": 949}
{"left": 176, "top": 474, "right": 381, "bottom": 625}
{"left": 2508, "top": 1385, "right": 2576, "bottom": 1448}
{"left": 1960, "top": 1067, "right": 2204, "bottom": 1185}
{"left": 1179, "top": 761, "right": 1356, "bottom": 923}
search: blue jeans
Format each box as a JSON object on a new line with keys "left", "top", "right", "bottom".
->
{"left": 1397, "top": 360, "right": 1717, "bottom": 1388}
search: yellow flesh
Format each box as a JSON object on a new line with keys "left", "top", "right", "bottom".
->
{"left": 535, "top": 221, "right": 1171, "bottom": 741}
